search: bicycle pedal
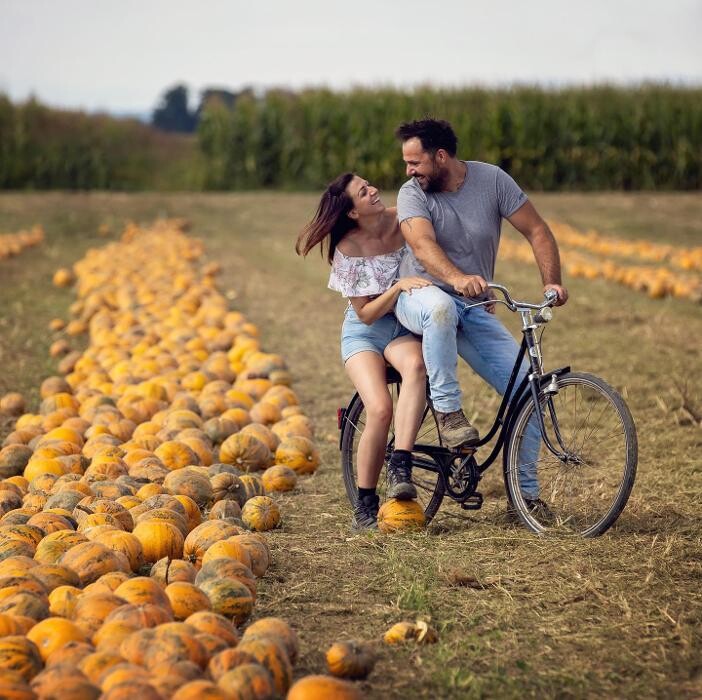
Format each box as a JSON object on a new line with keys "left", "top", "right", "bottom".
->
{"left": 460, "top": 492, "right": 483, "bottom": 510}
{"left": 454, "top": 445, "right": 477, "bottom": 456}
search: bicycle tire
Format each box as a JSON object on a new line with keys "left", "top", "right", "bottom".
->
{"left": 340, "top": 379, "right": 446, "bottom": 523}
{"left": 503, "top": 371, "right": 637, "bottom": 537}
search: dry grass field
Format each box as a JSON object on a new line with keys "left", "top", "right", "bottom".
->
{"left": 1, "top": 191, "right": 701, "bottom": 698}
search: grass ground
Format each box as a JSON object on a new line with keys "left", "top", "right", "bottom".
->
{"left": 1, "top": 191, "right": 701, "bottom": 698}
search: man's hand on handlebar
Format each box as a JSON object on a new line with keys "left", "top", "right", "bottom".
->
{"left": 453, "top": 274, "right": 488, "bottom": 299}
{"left": 544, "top": 283, "right": 568, "bottom": 306}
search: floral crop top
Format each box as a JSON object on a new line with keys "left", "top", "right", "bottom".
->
{"left": 328, "top": 245, "right": 407, "bottom": 298}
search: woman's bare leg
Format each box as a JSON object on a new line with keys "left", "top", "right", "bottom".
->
{"left": 384, "top": 336, "right": 426, "bottom": 451}
{"left": 344, "top": 351, "right": 392, "bottom": 489}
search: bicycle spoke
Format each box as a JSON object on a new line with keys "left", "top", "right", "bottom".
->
{"left": 505, "top": 373, "right": 636, "bottom": 536}
{"left": 341, "top": 382, "right": 445, "bottom": 522}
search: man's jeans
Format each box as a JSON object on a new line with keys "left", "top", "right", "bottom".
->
{"left": 395, "top": 286, "right": 541, "bottom": 498}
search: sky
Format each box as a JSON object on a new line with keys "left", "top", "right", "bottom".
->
{"left": 1, "top": 0, "right": 700, "bottom": 115}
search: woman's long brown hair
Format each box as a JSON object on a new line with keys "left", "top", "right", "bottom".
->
{"left": 296, "top": 172, "right": 356, "bottom": 264}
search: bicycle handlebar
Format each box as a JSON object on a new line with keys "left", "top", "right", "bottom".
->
{"left": 473, "top": 283, "right": 558, "bottom": 313}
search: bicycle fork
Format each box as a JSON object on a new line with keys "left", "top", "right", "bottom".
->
{"left": 527, "top": 374, "right": 576, "bottom": 463}
{"left": 522, "top": 322, "right": 573, "bottom": 463}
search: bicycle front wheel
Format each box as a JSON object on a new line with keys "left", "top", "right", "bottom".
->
{"left": 503, "top": 371, "right": 637, "bottom": 537}
{"left": 340, "top": 380, "right": 446, "bottom": 523}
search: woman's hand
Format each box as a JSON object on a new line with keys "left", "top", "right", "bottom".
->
{"left": 396, "top": 277, "right": 433, "bottom": 294}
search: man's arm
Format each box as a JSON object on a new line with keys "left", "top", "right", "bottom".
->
{"left": 400, "top": 217, "right": 489, "bottom": 298}
{"left": 507, "top": 202, "right": 569, "bottom": 306}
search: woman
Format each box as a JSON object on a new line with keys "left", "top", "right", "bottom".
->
{"left": 296, "top": 172, "right": 431, "bottom": 530}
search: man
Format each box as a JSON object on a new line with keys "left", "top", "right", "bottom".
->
{"left": 392, "top": 118, "right": 568, "bottom": 506}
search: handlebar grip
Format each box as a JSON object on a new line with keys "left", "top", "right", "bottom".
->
{"left": 544, "top": 289, "right": 559, "bottom": 304}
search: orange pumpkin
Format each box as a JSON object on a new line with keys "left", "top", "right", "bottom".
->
{"left": 248, "top": 402, "right": 282, "bottom": 426}
{"left": 78, "top": 650, "right": 124, "bottom": 684}
{"left": 261, "top": 465, "right": 298, "bottom": 493}
{"left": 131, "top": 520, "right": 184, "bottom": 563}
{"left": 164, "top": 467, "right": 213, "bottom": 509}
{"left": 43, "top": 639, "right": 94, "bottom": 667}
{"left": 241, "top": 495, "right": 281, "bottom": 532}
{"left": 92, "top": 529, "right": 144, "bottom": 572}
{"left": 234, "top": 636, "right": 293, "bottom": 696}
{"left": 194, "top": 632, "right": 229, "bottom": 659}
{"left": 48, "top": 584, "right": 82, "bottom": 617}
{"left": 242, "top": 617, "right": 299, "bottom": 664}
{"left": 0, "top": 636, "right": 43, "bottom": 680}
{"left": 183, "top": 520, "right": 241, "bottom": 569}
{"left": 150, "top": 557, "right": 198, "bottom": 585}
{"left": 154, "top": 440, "right": 200, "bottom": 470}
{"left": 208, "top": 499, "right": 242, "bottom": 521}
{"left": 229, "top": 534, "right": 270, "bottom": 577}
{"left": 325, "top": 640, "right": 376, "bottom": 679}
{"left": 107, "top": 603, "right": 173, "bottom": 631}
{"left": 81, "top": 570, "right": 130, "bottom": 595}
{"left": 0, "top": 445, "right": 33, "bottom": 479}
{"left": 173, "top": 494, "right": 203, "bottom": 531}
{"left": 29, "top": 664, "right": 100, "bottom": 699}
{"left": 208, "top": 646, "right": 256, "bottom": 681}
{"left": 185, "top": 610, "right": 240, "bottom": 646}
{"left": 287, "top": 675, "right": 363, "bottom": 700}
{"left": 203, "top": 417, "right": 239, "bottom": 445}
{"left": 209, "top": 472, "right": 247, "bottom": 507}
{"left": 58, "top": 541, "right": 131, "bottom": 586}
{"left": 198, "top": 577, "right": 254, "bottom": 624}
{"left": 30, "top": 563, "right": 80, "bottom": 592}
{"left": 219, "top": 434, "right": 272, "bottom": 472}
{"left": 92, "top": 621, "right": 140, "bottom": 653}
{"left": 165, "top": 581, "right": 212, "bottom": 620}
{"left": 0, "top": 590, "right": 49, "bottom": 620}
{"left": 201, "top": 538, "right": 252, "bottom": 570}
{"left": 0, "top": 674, "right": 35, "bottom": 700}
{"left": 194, "top": 558, "right": 257, "bottom": 598}
{"left": 216, "top": 663, "right": 275, "bottom": 699}
{"left": 239, "top": 474, "right": 266, "bottom": 502}
{"left": 142, "top": 623, "right": 208, "bottom": 670}
{"left": 113, "top": 576, "right": 172, "bottom": 610}
{"left": 274, "top": 436, "right": 320, "bottom": 475}
{"left": 270, "top": 415, "right": 314, "bottom": 441}
{"left": 134, "top": 507, "right": 189, "bottom": 537}
{"left": 377, "top": 499, "right": 426, "bottom": 533}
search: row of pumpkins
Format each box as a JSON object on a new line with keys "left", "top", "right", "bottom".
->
{"left": 0, "top": 219, "right": 369, "bottom": 699}
{"left": 0, "top": 225, "right": 44, "bottom": 261}
{"left": 500, "top": 228, "right": 702, "bottom": 302}
{"left": 549, "top": 221, "right": 702, "bottom": 274}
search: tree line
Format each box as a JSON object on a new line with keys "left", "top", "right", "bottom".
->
{"left": 0, "top": 95, "right": 200, "bottom": 190}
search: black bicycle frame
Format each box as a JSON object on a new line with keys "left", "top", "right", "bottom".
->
{"left": 410, "top": 335, "right": 534, "bottom": 475}
{"left": 339, "top": 324, "right": 571, "bottom": 493}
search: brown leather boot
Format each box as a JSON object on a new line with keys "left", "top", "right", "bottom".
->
{"left": 435, "top": 409, "right": 479, "bottom": 448}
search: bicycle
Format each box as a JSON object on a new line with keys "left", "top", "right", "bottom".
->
{"left": 337, "top": 284, "right": 638, "bottom": 537}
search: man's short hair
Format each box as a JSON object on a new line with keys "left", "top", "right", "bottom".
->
{"left": 395, "top": 118, "right": 458, "bottom": 157}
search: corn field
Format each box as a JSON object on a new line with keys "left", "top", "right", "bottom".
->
{"left": 198, "top": 85, "right": 702, "bottom": 191}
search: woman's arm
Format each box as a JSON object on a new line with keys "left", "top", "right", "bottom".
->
{"left": 350, "top": 277, "right": 432, "bottom": 325}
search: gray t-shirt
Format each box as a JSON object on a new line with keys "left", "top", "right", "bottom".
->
{"left": 396, "top": 160, "right": 527, "bottom": 297}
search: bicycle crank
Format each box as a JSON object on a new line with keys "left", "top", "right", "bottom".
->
{"left": 445, "top": 453, "right": 481, "bottom": 503}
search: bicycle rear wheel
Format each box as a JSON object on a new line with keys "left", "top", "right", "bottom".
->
{"left": 340, "top": 379, "right": 445, "bottom": 523}
{"left": 503, "top": 371, "right": 637, "bottom": 536}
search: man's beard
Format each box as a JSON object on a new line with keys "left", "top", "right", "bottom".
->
{"left": 418, "top": 162, "right": 449, "bottom": 193}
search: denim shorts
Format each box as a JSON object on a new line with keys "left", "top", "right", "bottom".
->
{"left": 340, "top": 305, "right": 411, "bottom": 363}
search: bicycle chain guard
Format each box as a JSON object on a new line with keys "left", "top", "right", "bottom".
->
{"left": 445, "top": 453, "right": 480, "bottom": 502}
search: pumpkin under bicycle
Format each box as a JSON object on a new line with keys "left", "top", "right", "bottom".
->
{"left": 338, "top": 284, "right": 638, "bottom": 537}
